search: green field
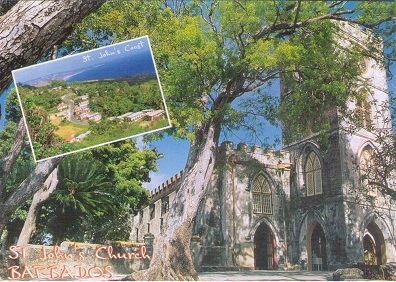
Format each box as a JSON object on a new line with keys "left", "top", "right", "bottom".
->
{"left": 51, "top": 117, "right": 89, "bottom": 140}
{"left": 17, "top": 79, "right": 169, "bottom": 159}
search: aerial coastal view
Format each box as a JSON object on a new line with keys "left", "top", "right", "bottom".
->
{"left": 12, "top": 36, "right": 171, "bottom": 161}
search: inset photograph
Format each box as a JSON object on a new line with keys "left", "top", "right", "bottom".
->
{"left": 12, "top": 36, "right": 171, "bottom": 162}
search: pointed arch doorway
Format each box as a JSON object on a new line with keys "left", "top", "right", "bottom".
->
{"left": 307, "top": 222, "right": 327, "bottom": 271}
{"left": 254, "top": 222, "right": 276, "bottom": 270}
{"left": 364, "top": 221, "right": 385, "bottom": 265}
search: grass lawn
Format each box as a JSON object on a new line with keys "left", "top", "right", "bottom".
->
{"left": 76, "top": 118, "right": 170, "bottom": 148}
{"left": 51, "top": 117, "right": 89, "bottom": 140}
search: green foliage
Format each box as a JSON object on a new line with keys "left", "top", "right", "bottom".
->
{"left": 65, "top": 1, "right": 396, "bottom": 147}
{"left": 0, "top": 90, "right": 24, "bottom": 157}
{"left": 0, "top": 121, "right": 19, "bottom": 156}
{"left": 0, "top": 1, "right": 17, "bottom": 16}
{"left": 1, "top": 88, "right": 34, "bottom": 182}
{"left": 5, "top": 157, "right": 35, "bottom": 193}
{"left": 75, "top": 79, "right": 163, "bottom": 118}
{"left": 16, "top": 78, "right": 166, "bottom": 159}
{"left": 17, "top": 83, "right": 65, "bottom": 113}
{"left": 91, "top": 140, "right": 156, "bottom": 211}
{"left": 40, "top": 152, "right": 113, "bottom": 244}
{"left": 15, "top": 85, "right": 75, "bottom": 159}
{"left": 1, "top": 89, "right": 32, "bottom": 161}
{"left": 278, "top": 21, "right": 364, "bottom": 143}
{"left": 91, "top": 139, "right": 158, "bottom": 191}
{"left": 5, "top": 88, "right": 22, "bottom": 123}
{"left": 30, "top": 139, "right": 158, "bottom": 244}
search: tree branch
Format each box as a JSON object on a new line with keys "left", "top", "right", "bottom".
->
{"left": 3, "top": 156, "right": 62, "bottom": 214}
{"left": 0, "top": 0, "right": 107, "bottom": 94}
{"left": 365, "top": 16, "right": 396, "bottom": 29}
{"left": 199, "top": 1, "right": 219, "bottom": 34}
{"left": 51, "top": 44, "right": 59, "bottom": 60}
{"left": 0, "top": 118, "right": 26, "bottom": 200}
{"left": 1, "top": 118, "right": 25, "bottom": 175}
{"left": 17, "top": 167, "right": 58, "bottom": 245}
{"left": 252, "top": 9, "right": 355, "bottom": 41}
{"left": 327, "top": 1, "right": 345, "bottom": 9}
{"left": 293, "top": 0, "right": 302, "bottom": 28}
{"left": 242, "top": 71, "right": 280, "bottom": 93}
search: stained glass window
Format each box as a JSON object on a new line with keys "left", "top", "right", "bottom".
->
{"left": 356, "top": 98, "right": 372, "bottom": 129}
{"left": 305, "top": 152, "right": 323, "bottom": 196}
{"left": 360, "top": 148, "right": 377, "bottom": 196}
{"left": 252, "top": 174, "right": 272, "bottom": 214}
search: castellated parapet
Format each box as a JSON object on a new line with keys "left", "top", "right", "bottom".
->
{"left": 147, "top": 141, "right": 290, "bottom": 204}
{"left": 129, "top": 22, "right": 396, "bottom": 274}
{"left": 130, "top": 141, "right": 291, "bottom": 251}
{"left": 188, "top": 141, "right": 292, "bottom": 271}
{"left": 149, "top": 170, "right": 183, "bottom": 203}
{"left": 219, "top": 141, "right": 290, "bottom": 168}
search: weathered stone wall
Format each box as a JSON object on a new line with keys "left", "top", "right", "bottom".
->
{"left": 192, "top": 141, "right": 291, "bottom": 270}
{"left": 126, "top": 22, "right": 396, "bottom": 274}
{"left": 285, "top": 132, "right": 350, "bottom": 270}
{"left": 130, "top": 171, "right": 182, "bottom": 243}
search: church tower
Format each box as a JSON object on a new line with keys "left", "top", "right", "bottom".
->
{"left": 130, "top": 22, "right": 396, "bottom": 273}
{"left": 282, "top": 22, "right": 396, "bottom": 270}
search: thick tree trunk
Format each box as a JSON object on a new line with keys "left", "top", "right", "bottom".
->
{"left": 0, "top": 157, "right": 61, "bottom": 236}
{"left": 0, "top": 119, "right": 26, "bottom": 197}
{"left": 0, "top": 0, "right": 106, "bottom": 93}
{"left": 0, "top": 0, "right": 106, "bottom": 242}
{"left": 17, "top": 168, "right": 58, "bottom": 245}
{"left": 127, "top": 121, "right": 220, "bottom": 281}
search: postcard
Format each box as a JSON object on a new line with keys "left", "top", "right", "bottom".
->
{"left": 12, "top": 36, "right": 171, "bottom": 162}
{"left": 2, "top": 1, "right": 396, "bottom": 281}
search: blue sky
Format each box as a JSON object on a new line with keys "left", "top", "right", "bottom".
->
{"left": 142, "top": 72, "right": 396, "bottom": 192}
{"left": 140, "top": 136, "right": 191, "bottom": 190}
{"left": 12, "top": 36, "right": 152, "bottom": 85}
{"left": 3, "top": 65, "right": 395, "bottom": 192}
{"left": 0, "top": 84, "right": 12, "bottom": 129}
{"left": 140, "top": 79, "right": 283, "bottom": 191}
{"left": 2, "top": 31, "right": 396, "bottom": 192}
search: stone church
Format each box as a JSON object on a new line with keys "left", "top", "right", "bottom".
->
{"left": 130, "top": 23, "right": 396, "bottom": 271}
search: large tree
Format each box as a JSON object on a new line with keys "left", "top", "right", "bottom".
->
{"left": 69, "top": 1, "right": 395, "bottom": 280}
{"left": 0, "top": 0, "right": 106, "bottom": 240}
{"left": 1, "top": 1, "right": 396, "bottom": 281}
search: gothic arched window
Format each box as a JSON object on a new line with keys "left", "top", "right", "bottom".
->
{"left": 354, "top": 87, "right": 372, "bottom": 130}
{"left": 356, "top": 98, "right": 372, "bottom": 129}
{"left": 359, "top": 148, "right": 377, "bottom": 196}
{"left": 304, "top": 151, "right": 323, "bottom": 196}
{"left": 359, "top": 58, "right": 369, "bottom": 76}
{"left": 252, "top": 174, "right": 272, "bottom": 214}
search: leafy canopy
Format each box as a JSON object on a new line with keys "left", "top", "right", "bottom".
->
{"left": 65, "top": 1, "right": 396, "bottom": 147}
